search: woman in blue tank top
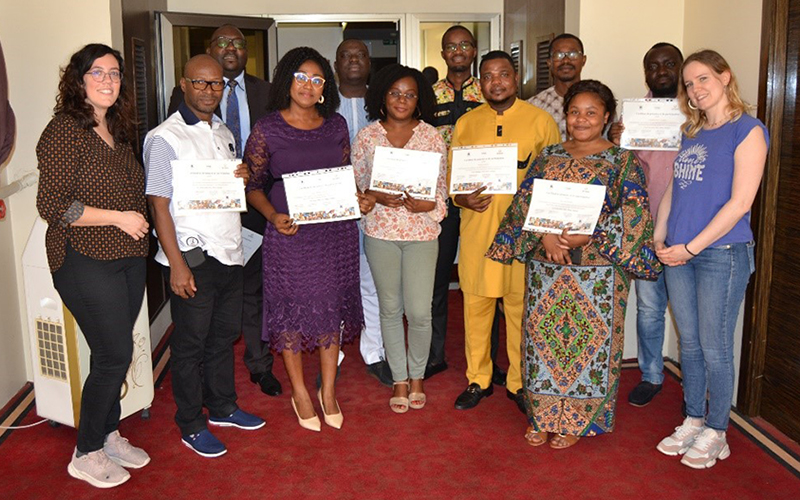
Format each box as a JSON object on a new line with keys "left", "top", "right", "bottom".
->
{"left": 653, "top": 50, "right": 768, "bottom": 469}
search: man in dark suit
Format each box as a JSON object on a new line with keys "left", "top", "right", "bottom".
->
{"left": 167, "top": 24, "right": 281, "bottom": 397}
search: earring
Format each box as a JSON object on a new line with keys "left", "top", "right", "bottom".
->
{"left": 380, "top": 107, "right": 386, "bottom": 118}
{"left": 413, "top": 106, "right": 421, "bottom": 119}
{"left": 318, "top": 94, "right": 325, "bottom": 104}
{"left": 687, "top": 99, "right": 698, "bottom": 110}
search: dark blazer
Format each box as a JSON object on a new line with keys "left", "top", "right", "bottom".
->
{"left": 167, "top": 73, "right": 271, "bottom": 233}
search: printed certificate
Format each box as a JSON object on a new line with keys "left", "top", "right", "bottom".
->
{"left": 523, "top": 179, "right": 606, "bottom": 235}
{"left": 620, "top": 98, "right": 684, "bottom": 151}
{"left": 449, "top": 143, "right": 518, "bottom": 195}
{"left": 369, "top": 146, "right": 441, "bottom": 201}
{"left": 284, "top": 166, "right": 361, "bottom": 225}
{"left": 171, "top": 159, "right": 246, "bottom": 216}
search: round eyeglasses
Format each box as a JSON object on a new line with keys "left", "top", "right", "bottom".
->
{"left": 293, "top": 72, "right": 326, "bottom": 87}
{"left": 85, "top": 69, "right": 122, "bottom": 83}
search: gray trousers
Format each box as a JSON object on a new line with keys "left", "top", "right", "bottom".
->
{"left": 364, "top": 236, "right": 438, "bottom": 381}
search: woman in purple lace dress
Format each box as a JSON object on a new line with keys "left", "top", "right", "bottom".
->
{"left": 245, "top": 47, "right": 370, "bottom": 431}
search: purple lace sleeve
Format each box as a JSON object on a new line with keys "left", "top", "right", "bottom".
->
{"left": 244, "top": 118, "right": 271, "bottom": 193}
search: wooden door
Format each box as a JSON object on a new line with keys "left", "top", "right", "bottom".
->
{"left": 740, "top": 0, "right": 800, "bottom": 442}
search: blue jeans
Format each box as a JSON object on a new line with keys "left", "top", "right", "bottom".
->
{"left": 635, "top": 273, "right": 668, "bottom": 385}
{"left": 664, "top": 241, "right": 754, "bottom": 430}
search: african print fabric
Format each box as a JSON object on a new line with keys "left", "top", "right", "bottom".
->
{"left": 487, "top": 144, "right": 661, "bottom": 436}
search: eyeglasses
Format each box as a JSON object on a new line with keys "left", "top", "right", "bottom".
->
{"left": 213, "top": 36, "right": 246, "bottom": 50}
{"left": 552, "top": 50, "right": 583, "bottom": 61}
{"left": 443, "top": 41, "right": 475, "bottom": 53}
{"left": 85, "top": 69, "right": 122, "bottom": 83}
{"left": 386, "top": 90, "right": 418, "bottom": 101}
{"left": 188, "top": 79, "right": 225, "bottom": 91}
{"left": 293, "top": 72, "right": 326, "bottom": 87}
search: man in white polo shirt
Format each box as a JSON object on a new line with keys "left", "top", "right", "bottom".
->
{"left": 145, "top": 54, "right": 264, "bottom": 458}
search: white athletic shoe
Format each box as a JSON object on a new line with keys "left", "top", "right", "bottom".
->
{"left": 67, "top": 448, "right": 130, "bottom": 488}
{"left": 657, "top": 417, "right": 704, "bottom": 456}
{"left": 681, "top": 428, "right": 731, "bottom": 469}
{"left": 104, "top": 430, "right": 151, "bottom": 469}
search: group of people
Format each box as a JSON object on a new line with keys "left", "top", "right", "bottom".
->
{"left": 35, "top": 21, "right": 767, "bottom": 489}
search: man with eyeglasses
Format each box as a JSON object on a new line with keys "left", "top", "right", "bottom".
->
{"left": 146, "top": 55, "right": 266, "bottom": 458}
{"left": 451, "top": 51, "right": 560, "bottom": 412}
{"left": 527, "top": 33, "right": 587, "bottom": 139}
{"left": 332, "top": 39, "right": 393, "bottom": 387}
{"left": 168, "top": 24, "right": 282, "bottom": 400}
{"left": 428, "top": 25, "right": 505, "bottom": 386}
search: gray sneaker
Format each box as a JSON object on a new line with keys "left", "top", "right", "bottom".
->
{"left": 681, "top": 428, "right": 731, "bottom": 469}
{"left": 67, "top": 448, "right": 130, "bottom": 488}
{"left": 104, "top": 430, "right": 151, "bottom": 468}
{"left": 656, "top": 417, "right": 704, "bottom": 456}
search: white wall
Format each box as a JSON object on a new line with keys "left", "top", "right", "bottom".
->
{"left": 276, "top": 24, "right": 344, "bottom": 63}
{"left": 0, "top": 0, "right": 117, "bottom": 406}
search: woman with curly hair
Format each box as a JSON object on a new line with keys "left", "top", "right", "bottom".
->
{"left": 245, "top": 47, "right": 371, "bottom": 431}
{"left": 351, "top": 64, "right": 447, "bottom": 413}
{"left": 655, "top": 50, "right": 768, "bottom": 469}
{"left": 36, "top": 44, "right": 150, "bottom": 488}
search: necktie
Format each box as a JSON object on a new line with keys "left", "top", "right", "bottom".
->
{"left": 226, "top": 80, "right": 242, "bottom": 157}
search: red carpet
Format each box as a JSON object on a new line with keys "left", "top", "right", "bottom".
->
{"left": 1, "top": 291, "right": 798, "bottom": 499}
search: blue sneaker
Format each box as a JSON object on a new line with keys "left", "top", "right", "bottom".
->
{"left": 181, "top": 429, "right": 227, "bottom": 458}
{"left": 208, "top": 409, "right": 265, "bottom": 430}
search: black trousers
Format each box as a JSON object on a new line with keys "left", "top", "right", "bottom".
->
{"left": 53, "top": 245, "right": 145, "bottom": 453}
{"left": 241, "top": 249, "right": 274, "bottom": 376}
{"left": 429, "top": 203, "right": 500, "bottom": 367}
{"left": 164, "top": 256, "right": 242, "bottom": 436}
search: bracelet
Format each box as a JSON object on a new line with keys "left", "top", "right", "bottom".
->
{"left": 685, "top": 243, "right": 697, "bottom": 257}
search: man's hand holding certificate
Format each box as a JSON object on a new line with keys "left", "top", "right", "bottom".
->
{"left": 449, "top": 143, "right": 518, "bottom": 195}
{"left": 369, "top": 146, "right": 441, "bottom": 201}
{"left": 284, "top": 166, "right": 361, "bottom": 225}
{"left": 524, "top": 179, "right": 606, "bottom": 235}
{"left": 619, "top": 98, "right": 684, "bottom": 151}
{"left": 171, "top": 159, "right": 247, "bottom": 216}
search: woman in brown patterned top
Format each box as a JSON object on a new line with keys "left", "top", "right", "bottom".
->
{"left": 36, "top": 44, "right": 150, "bottom": 489}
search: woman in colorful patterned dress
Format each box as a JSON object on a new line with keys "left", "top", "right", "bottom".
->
{"left": 487, "top": 80, "right": 661, "bottom": 449}
{"left": 351, "top": 64, "right": 447, "bottom": 413}
{"left": 245, "top": 47, "right": 370, "bottom": 432}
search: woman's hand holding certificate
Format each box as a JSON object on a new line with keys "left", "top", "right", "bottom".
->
{"left": 283, "top": 166, "right": 362, "bottom": 225}
{"left": 368, "top": 146, "right": 441, "bottom": 201}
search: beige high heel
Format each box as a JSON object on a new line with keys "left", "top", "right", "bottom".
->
{"left": 291, "top": 397, "right": 321, "bottom": 432}
{"left": 390, "top": 380, "right": 410, "bottom": 414}
{"left": 317, "top": 389, "right": 343, "bottom": 429}
{"left": 409, "top": 378, "right": 426, "bottom": 410}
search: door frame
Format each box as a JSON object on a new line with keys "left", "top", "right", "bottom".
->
{"left": 737, "top": 0, "right": 789, "bottom": 416}
{"left": 154, "top": 12, "right": 276, "bottom": 122}
{"left": 405, "top": 13, "right": 502, "bottom": 70}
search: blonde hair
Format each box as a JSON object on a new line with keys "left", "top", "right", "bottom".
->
{"left": 677, "top": 49, "right": 752, "bottom": 138}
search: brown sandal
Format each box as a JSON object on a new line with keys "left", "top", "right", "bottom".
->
{"left": 524, "top": 426, "right": 549, "bottom": 447}
{"left": 389, "top": 381, "right": 410, "bottom": 414}
{"left": 549, "top": 433, "right": 580, "bottom": 449}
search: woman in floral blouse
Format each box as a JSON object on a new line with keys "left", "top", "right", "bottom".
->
{"left": 352, "top": 64, "right": 447, "bottom": 413}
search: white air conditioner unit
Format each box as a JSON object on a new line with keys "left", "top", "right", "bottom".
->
{"left": 22, "top": 217, "right": 154, "bottom": 427}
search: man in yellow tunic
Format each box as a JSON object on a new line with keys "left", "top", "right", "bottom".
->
{"left": 452, "top": 51, "right": 560, "bottom": 411}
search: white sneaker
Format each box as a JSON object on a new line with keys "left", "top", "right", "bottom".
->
{"left": 67, "top": 448, "right": 130, "bottom": 488}
{"left": 656, "top": 417, "right": 704, "bottom": 456}
{"left": 681, "top": 428, "right": 731, "bottom": 469}
{"left": 104, "top": 430, "right": 151, "bottom": 468}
